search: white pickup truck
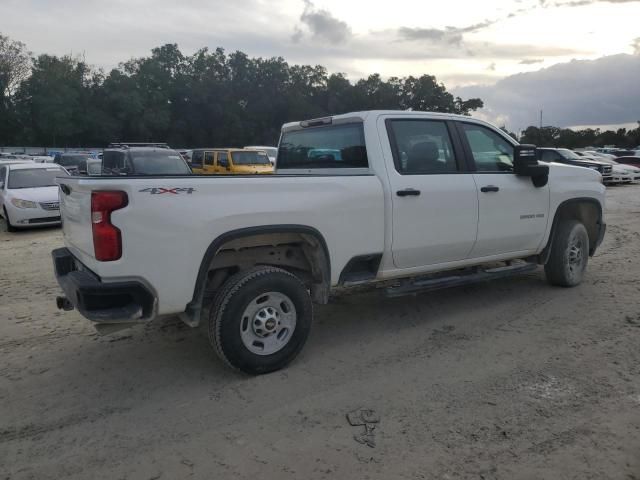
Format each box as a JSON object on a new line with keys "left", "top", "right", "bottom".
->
{"left": 52, "top": 111, "right": 606, "bottom": 374}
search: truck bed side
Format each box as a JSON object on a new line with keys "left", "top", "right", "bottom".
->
{"left": 58, "top": 174, "right": 385, "bottom": 315}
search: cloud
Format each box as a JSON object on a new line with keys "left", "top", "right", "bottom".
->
{"left": 293, "top": 0, "right": 352, "bottom": 44}
{"left": 397, "top": 18, "right": 498, "bottom": 46}
{"left": 555, "top": 0, "right": 640, "bottom": 5}
{"left": 632, "top": 37, "right": 640, "bottom": 55}
{"left": 453, "top": 54, "right": 640, "bottom": 131}
{"left": 519, "top": 58, "right": 544, "bottom": 64}
{"left": 487, "top": 62, "right": 497, "bottom": 71}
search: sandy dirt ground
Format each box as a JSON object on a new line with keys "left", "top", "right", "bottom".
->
{"left": 1, "top": 186, "right": 639, "bottom": 480}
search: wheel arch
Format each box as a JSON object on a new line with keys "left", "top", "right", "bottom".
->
{"left": 539, "top": 197, "right": 604, "bottom": 264}
{"left": 181, "top": 224, "right": 331, "bottom": 327}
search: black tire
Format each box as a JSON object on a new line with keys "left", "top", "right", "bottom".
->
{"left": 208, "top": 266, "right": 313, "bottom": 374}
{"left": 2, "top": 207, "right": 17, "bottom": 232}
{"left": 544, "top": 220, "right": 589, "bottom": 287}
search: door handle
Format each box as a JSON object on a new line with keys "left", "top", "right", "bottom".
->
{"left": 396, "top": 188, "right": 421, "bottom": 197}
{"left": 480, "top": 185, "right": 500, "bottom": 193}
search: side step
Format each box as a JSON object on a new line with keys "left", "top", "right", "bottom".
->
{"left": 385, "top": 261, "right": 538, "bottom": 298}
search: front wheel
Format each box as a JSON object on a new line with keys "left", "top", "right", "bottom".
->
{"left": 208, "top": 266, "right": 313, "bottom": 374}
{"left": 2, "top": 207, "right": 17, "bottom": 232}
{"left": 544, "top": 220, "right": 589, "bottom": 287}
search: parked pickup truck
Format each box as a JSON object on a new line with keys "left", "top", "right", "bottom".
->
{"left": 52, "top": 111, "right": 606, "bottom": 374}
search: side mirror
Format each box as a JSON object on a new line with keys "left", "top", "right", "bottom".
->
{"left": 514, "top": 144, "right": 549, "bottom": 187}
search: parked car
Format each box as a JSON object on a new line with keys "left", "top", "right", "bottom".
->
{"left": 102, "top": 143, "right": 191, "bottom": 175}
{"left": 53, "top": 153, "right": 92, "bottom": 174}
{"left": 190, "top": 148, "right": 274, "bottom": 174}
{"left": 0, "top": 163, "right": 69, "bottom": 231}
{"left": 30, "top": 156, "right": 55, "bottom": 163}
{"left": 581, "top": 151, "right": 617, "bottom": 161}
{"left": 614, "top": 156, "right": 640, "bottom": 169}
{"left": 72, "top": 158, "right": 103, "bottom": 176}
{"left": 578, "top": 153, "right": 640, "bottom": 183}
{"left": 537, "top": 148, "right": 613, "bottom": 183}
{"left": 52, "top": 110, "right": 606, "bottom": 374}
{"left": 245, "top": 146, "right": 278, "bottom": 165}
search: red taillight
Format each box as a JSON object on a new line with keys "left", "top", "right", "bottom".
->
{"left": 91, "top": 191, "right": 128, "bottom": 261}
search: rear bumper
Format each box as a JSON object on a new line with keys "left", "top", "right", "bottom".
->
{"left": 52, "top": 247, "right": 155, "bottom": 323}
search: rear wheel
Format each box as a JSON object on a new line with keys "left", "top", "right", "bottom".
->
{"left": 2, "top": 207, "right": 17, "bottom": 232}
{"left": 208, "top": 266, "right": 312, "bottom": 374}
{"left": 544, "top": 220, "right": 589, "bottom": 287}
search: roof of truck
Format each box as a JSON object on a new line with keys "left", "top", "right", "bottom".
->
{"left": 281, "top": 110, "right": 499, "bottom": 133}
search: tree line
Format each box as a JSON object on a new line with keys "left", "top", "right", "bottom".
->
{"left": 519, "top": 125, "right": 640, "bottom": 150}
{"left": 2, "top": 33, "right": 638, "bottom": 150}
{"left": 0, "top": 34, "right": 483, "bottom": 148}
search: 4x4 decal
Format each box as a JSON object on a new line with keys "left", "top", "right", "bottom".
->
{"left": 139, "top": 187, "right": 196, "bottom": 195}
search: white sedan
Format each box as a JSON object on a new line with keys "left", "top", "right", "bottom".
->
{"left": 0, "top": 163, "right": 69, "bottom": 231}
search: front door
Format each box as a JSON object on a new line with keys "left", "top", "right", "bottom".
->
{"left": 383, "top": 117, "right": 479, "bottom": 269}
{"left": 458, "top": 122, "right": 550, "bottom": 258}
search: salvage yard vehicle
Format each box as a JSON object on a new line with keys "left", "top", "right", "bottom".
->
{"left": 244, "top": 146, "right": 278, "bottom": 165}
{"left": 53, "top": 153, "right": 92, "bottom": 175}
{"left": 190, "top": 148, "right": 274, "bottom": 174}
{"left": 52, "top": 111, "right": 606, "bottom": 374}
{"left": 1, "top": 163, "right": 69, "bottom": 231}
{"left": 102, "top": 143, "right": 192, "bottom": 176}
{"left": 615, "top": 156, "right": 640, "bottom": 169}
{"left": 536, "top": 148, "right": 613, "bottom": 184}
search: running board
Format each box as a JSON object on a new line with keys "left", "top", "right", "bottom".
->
{"left": 385, "top": 262, "right": 538, "bottom": 298}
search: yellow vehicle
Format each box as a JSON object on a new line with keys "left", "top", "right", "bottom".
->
{"left": 190, "top": 148, "right": 274, "bottom": 175}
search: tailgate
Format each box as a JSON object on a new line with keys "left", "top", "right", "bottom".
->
{"left": 57, "top": 177, "right": 95, "bottom": 261}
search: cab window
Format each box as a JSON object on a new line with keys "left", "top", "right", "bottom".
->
{"left": 218, "top": 152, "right": 229, "bottom": 167}
{"left": 204, "top": 151, "right": 215, "bottom": 166}
{"left": 386, "top": 120, "right": 459, "bottom": 174}
{"left": 461, "top": 123, "right": 514, "bottom": 172}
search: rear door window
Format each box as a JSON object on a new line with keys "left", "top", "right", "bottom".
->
{"left": 386, "top": 120, "right": 460, "bottom": 174}
{"left": 278, "top": 123, "right": 368, "bottom": 169}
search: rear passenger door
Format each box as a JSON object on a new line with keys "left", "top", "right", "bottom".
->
{"left": 383, "top": 118, "right": 479, "bottom": 268}
{"left": 457, "top": 122, "right": 550, "bottom": 258}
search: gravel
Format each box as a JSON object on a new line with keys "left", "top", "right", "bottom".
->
{"left": 1, "top": 186, "right": 639, "bottom": 480}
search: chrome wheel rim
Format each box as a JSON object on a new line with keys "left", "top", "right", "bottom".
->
{"left": 566, "top": 234, "right": 585, "bottom": 278}
{"left": 240, "top": 292, "right": 297, "bottom": 355}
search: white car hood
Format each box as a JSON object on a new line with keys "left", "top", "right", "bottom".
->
{"left": 618, "top": 164, "right": 640, "bottom": 173}
{"left": 6, "top": 186, "right": 59, "bottom": 203}
{"left": 612, "top": 165, "right": 632, "bottom": 174}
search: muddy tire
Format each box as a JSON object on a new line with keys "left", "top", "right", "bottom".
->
{"left": 545, "top": 220, "right": 589, "bottom": 287}
{"left": 208, "top": 266, "right": 312, "bottom": 375}
{"left": 2, "top": 207, "right": 17, "bottom": 233}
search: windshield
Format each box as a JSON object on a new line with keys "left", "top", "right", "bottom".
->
{"left": 129, "top": 150, "right": 191, "bottom": 174}
{"left": 57, "top": 154, "right": 90, "bottom": 167}
{"left": 558, "top": 149, "right": 582, "bottom": 160}
{"left": 232, "top": 151, "right": 271, "bottom": 165}
{"left": 8, "top": 168, "right": 68, "bottom": 189}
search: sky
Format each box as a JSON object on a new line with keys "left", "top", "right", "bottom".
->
{"left": 1, "top": 0, "right": 639, "bottom": 131}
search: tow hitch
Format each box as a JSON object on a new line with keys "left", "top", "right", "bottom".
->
{"left": 56, "top": 296, "right": 74, "bottom": 311}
